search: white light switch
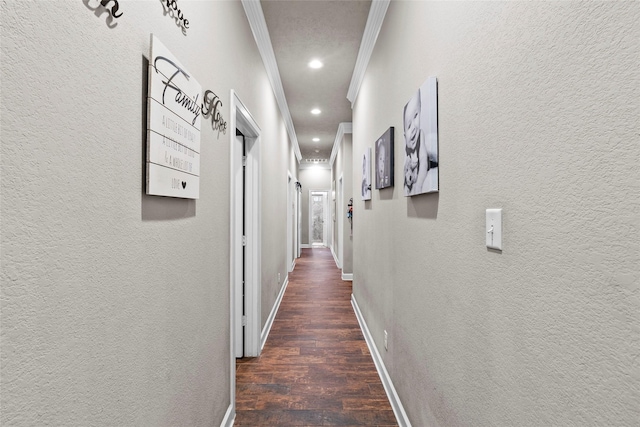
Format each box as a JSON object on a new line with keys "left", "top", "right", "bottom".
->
{"left": 486, "top": 209, "right": 502, "bottom": 250}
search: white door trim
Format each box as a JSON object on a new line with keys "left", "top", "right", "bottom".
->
{"left": 287, "top": 173, "right": 293, "bottom": 271}
{"left": 337, "top": 175, "right": 343, "bottom": 269}
{"left": 297, "top": 185, "right": 302, "bottom": 257}
{"left": 229, "top": 89, "right": 262, "bottom": 417}
{"left": 323, "top": 192, "right": 329, "bottom": 246}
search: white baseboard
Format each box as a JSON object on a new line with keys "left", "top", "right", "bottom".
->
{"left": 291, "top": 258, "right": 296, "bottom": 272}
{"left": 220, "top": 403, "right": 234, "bottom": 427}
{"left": 301, "top": 244, "right": 311, "bottom": 248}
{"left": 261, "top": 275, "right": 289, "bottom": 350}
{"left": 351, "top": 294, "right": 412, "bottom": 427}
{"left": 341, "top": 272, "right": 353, "bottom": 281}
{"left": 331, "top": 246, "right": 341, "bottom": 269}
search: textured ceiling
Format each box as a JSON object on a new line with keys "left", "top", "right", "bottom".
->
{"left": 261, "top": 0, "right": 371, "bottom": 160}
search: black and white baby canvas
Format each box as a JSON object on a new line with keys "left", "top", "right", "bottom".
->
{"left": 375, "top": 127, "right": 394, "bottom": 189}
{"left": 403, "top": 76, "right": 438, "bottom": 196}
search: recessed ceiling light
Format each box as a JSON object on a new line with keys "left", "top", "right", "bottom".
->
{"left": 312, "top": 138, "right": 320, "bottom": 142}
{"left": 311, "top": 108, "right": 321, "bottom": 115}
{"left": 308, "top": 59, "right": 323, "bottom": 69}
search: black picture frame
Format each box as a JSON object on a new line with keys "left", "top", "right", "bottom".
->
{"left": 403, "top": 77, "right": 439, "bottom": 196}
{"left": 375, "top": 127, "right": 394, "bottom": 189}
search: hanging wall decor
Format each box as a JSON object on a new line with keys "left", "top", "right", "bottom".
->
{"left": 159, "top": 0, "right": 190, "bottom": 34}
{"left": 375, "top": 127, "right": 394, "bottom": 189}
{"left": 347, "top": 198, "right": 353, "bottom": 236}
{"left": 202, "top": 89, "right": 228, "bottom": 137}
{"left": 146, "top": 34, "right": 201, "bottom": 199}
{"left": 361, "top": 147, "right": 372, "bottom": 200}
{"left": 403, "top": 76, "right": 438, "bottom": 196}
{"left": 83, "top": 0, "right": 123, "bottom": 28}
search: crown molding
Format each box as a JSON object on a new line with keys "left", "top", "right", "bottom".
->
{"left": 329, "top": 122, "right": 353, "bottom": 166}
{"left": 242, "top": 0, "right": 302, "bottom": 162}
{"left": 346, "top": 0, "right": 390, "bottom": 108}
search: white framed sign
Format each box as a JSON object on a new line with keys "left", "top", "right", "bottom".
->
{"left": 147, "top": 34, "right": 201, "bottom": 199}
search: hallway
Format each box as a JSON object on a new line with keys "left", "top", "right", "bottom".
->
{"left": 235, "top": 249, "right": 397, "bottom": 426}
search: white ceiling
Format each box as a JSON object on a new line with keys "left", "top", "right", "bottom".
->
{"left": 261, "top": 0, "right": 371, "bottom": 161}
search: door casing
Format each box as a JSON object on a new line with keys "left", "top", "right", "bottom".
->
{"left": 229, "top": 90, "right": 262, "bottom": 416}
{"left": 337, "top": 175, "right": 343, "bottom": 268}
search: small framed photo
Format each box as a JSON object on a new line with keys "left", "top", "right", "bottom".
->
{"left": 375, "top": 127, "right": 394, "bottom": 189}
{"left": 403, "top": 76, "right": 438, "bottom": 196}
{"left": 361, "top": 148, "right": 372, "bottom": 200}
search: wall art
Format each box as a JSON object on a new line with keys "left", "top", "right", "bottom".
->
{"left": 403, "top": 76, "right": 438, "bottom": 196}
{"left": 361, "top": 147, "right": 372, "bottom": 200}
{"left": 147, "top": 34, "right": 201, "bottom": 199}
{"left": 159, "top": 0, "right": 190, "bottom": 35}
{"left": 375, "top": 127, "right": 394, "bottom": 189}
{"left": 202, "top": 89, "right": 228, "bottom": 137}
{"left": 83, "top": 0, "right": 123, "bottom": 28}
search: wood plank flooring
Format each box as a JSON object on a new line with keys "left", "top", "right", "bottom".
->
{"left": 235, "top": 248, "right": 397, "bottom": 426}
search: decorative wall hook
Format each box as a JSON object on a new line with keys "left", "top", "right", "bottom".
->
{"left": 347, "top": 198, "right": 353, "bottom": 235}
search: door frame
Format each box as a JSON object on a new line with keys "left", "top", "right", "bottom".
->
{"left": 296, "top": 182, "right": 302, "bottom": 258}
{"left": 287, "top": 172, "right": 297, "bottom": 272}
{"left": 337, "top": 175, "right": 343, "bottom": 268}
{"left": 308, "top": 189, "right": 329, "bottom": 247}
{"left": 229, "top": 90, "right": 262, "bottom": 412}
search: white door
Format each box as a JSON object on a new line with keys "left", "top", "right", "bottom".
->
{"left": 309, "top": 191, "right": 328, "bottom": 247}
{"left": 233, "top": 134, "right": 245, "bottom": 358}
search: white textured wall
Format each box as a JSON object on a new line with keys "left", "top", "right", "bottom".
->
{"left": 260, "top": 113, "right": 293, "bottom": 326}
{"left": 352, "top": 2, "right": 639, "bottom": 426}
{"left": 333, "top": 133, "right": 353, "bottom": 274}
{"left": 1, "top": 1, "right": 291, "bottom": 425}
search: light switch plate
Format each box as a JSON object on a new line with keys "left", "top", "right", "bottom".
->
{"left": 486, "top": 209, "right": 502, "bottom": 250}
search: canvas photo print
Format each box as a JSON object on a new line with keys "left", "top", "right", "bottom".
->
{"left": 403, "top": 76, "right": 438, "bottom": 196}
{"left": 375, "top": 127, "right": 394, "bottom": 189}
{"left": 361, "top": 148, "right": 372, "bottom": 200}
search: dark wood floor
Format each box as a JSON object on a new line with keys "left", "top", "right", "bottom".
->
{"left": 235, "top": 248, "right": 398, "bottom": 426}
